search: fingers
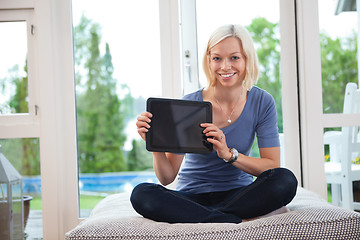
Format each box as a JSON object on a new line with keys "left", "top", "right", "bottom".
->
{"left": 136, "top": 112, "right": 152, "bottom": 128}
{"left": 200, "top": 123, "right": 230, "bottom": 159}
{"left": 136, "top": 112, "right": 153, "bottom": 141}
{"left": 200, "top": 123, "right": 224, "bottom": 142}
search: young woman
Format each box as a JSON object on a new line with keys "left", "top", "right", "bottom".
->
{"left": 131, "top": 24, "right": 297, "bottom": 223}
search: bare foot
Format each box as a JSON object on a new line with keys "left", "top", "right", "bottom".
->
{"left": 242, "top": 217, "right": 259, "bottom": 222}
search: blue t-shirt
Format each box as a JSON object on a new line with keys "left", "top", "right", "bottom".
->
{"left": 176, "top": 86, "right": 280, "bottom": 194}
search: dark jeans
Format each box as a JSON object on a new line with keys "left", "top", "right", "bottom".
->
{"left": 130, "top": 168, "right": 298, "bottom": 223}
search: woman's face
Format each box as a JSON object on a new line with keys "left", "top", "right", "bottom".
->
{"left": 209, "top": 37, "right": 246, "bottom": 88}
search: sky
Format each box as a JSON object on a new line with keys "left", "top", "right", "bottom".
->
{"left": 0, "top": 0, "right": 358, "bottom": 148}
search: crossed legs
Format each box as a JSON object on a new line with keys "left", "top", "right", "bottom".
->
{"left": 130, "top": 168, "right": 298, "bottom": 223}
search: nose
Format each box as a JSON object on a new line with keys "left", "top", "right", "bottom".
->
{"left": 221, "top": 58, "right": 231, "bottom": 70}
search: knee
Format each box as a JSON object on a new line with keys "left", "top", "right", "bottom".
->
{"left": 130, "top": 183, "right": 161, "bottom": 215}
{"left": 273, "top": 168, "right": 298, "bottom": 203}
{"left": 130, "top": 182, "right": 153, "bottom": 206}
{"left": 278, "top": 168, "right": 298, "bottom": 188}
{"left": 131, "top": 182, "right": 153, "bottom": 197}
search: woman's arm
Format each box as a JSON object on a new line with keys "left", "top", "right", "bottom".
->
{"left": 201, "top": 122, "right": 280, "bottom": 177}
{"left": 231, "top": 146, "right": 280, "bottom": 177}
{"left": 136, "top": 111, "right": 185, "bottom": 185}
{"left": 153, "top": 152, "right": 184, "bottom": 186}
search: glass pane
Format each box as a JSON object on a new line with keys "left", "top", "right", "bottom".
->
{"left": 12, "top": 181, "right": 23, "bottom": 239}
{"left": 324, "top": 126, "right": 360, "bottom": 209}
{"left": 71, "top": 0, "right": 161, "bottom": 218}
{"left": 0, "top": 21, "right": 29, "bottom": 114}
{"left": 318, "top": 0, "right": 358, "bottom": 113}
{"left": 0, "top": 138, "right": 42, "bottom": 239}
{"left": 196, "top": 0, "right": 283, "bottom": 162}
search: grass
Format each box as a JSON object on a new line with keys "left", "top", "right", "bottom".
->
{"left": 29, "top": 194, "right": 106, "bottom": 211}
{"left": 79, "top": 195, "right": 106, "bottom": 210}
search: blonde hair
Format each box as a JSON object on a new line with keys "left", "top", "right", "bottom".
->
{"left": 203, "top": 24, "right": 259, "bottom": 90}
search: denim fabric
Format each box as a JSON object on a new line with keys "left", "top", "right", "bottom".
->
{"left": 130, "top": 168, "right": 298, "bottom": 223}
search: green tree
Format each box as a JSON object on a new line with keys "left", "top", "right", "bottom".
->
{"left": 0, "top": 63, "right": 40, "bottom": 176}
{"left": 127, "top": 139, "right": 153, "bottom": 171}
{"left": 320, "top": 31, "right": 358, "bottom": 113}
{"left": 75, "top": 16, "right": 128, "bottom": 173}
{"left": 247, "top": 18, "right": 282, "bottom": 132}
{"left": 120, "top": 83, "right": 135, "bottom": 122}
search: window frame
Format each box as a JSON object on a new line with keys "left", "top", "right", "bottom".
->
{"left": 0, "top": 9, "right": 39, "bottom": 137}
{"left": 3, "top": 0, "right": 351, "bottom": 238}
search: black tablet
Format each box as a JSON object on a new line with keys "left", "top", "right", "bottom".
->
{"left": 146, "top": 97, "right": 213, "bottom": 153}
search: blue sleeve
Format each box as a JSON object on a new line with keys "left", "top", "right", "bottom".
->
{"left": 255, "top": 91, "right": 280, "bottom": 148}
{"left": 182, "top": 89, "right": 203, "bottom": 101}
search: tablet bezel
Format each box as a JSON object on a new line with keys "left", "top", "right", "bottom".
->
{"left": 145, "top": 97, "right": 213, "bottom": 153}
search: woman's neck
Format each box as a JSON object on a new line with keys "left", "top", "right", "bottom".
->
{"left": 212, "top": 83, "right": 245, "bottom": 103}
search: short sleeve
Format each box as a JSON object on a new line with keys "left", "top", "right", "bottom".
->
{"left": 255, "top": 92, "right": 280, "bottom": 148}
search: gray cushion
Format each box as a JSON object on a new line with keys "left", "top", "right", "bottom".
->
{"left": 65, "top": 187, "right": 360, "bottom": 240}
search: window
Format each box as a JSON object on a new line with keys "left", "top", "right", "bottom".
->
{"left": 0, "top": 21, "right": 28, "bottom": 114}
{"left": 0, "top": 138, "right": 42, "bottom": 239}
{"left": 71, "top": 0, "right": 161, "bottom": 218}
{"left": 3, "top": 1, "right": 309, "bottom": 237}
{"left": 0, "top": 8, "right": 42, "bottom": 239}
{"left": 319, "top": 0, "right": 358, "bottom": 114}
{"left": 0, "top": 10, "right": 37, "bottom": 118}
{"left": 318, "top": 0, "right": 360, "bottom": 209}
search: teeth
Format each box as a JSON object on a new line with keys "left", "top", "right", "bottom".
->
{"left": 221, "top": 73, "right": 234, "bottom": 78}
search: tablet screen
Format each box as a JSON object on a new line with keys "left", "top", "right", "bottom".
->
{"left": 146, "top": 98, "right": 213, "bottom": 153}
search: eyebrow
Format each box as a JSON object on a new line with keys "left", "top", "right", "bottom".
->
{"left": 210, "top": 51, "right": 242, "bottom": 56}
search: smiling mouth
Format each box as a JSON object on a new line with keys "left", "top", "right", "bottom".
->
{"left": 220, "top": 73, "right": 236, "bottom": 78}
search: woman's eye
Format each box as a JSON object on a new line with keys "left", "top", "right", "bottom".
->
{"left": 212, "top": 57, "right": 220, "bottom": 61}
{"left": 232, "top": 56, "right": 240, "bottom": 60}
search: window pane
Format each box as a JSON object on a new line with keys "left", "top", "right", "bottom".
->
{"left": 0, "top": 138, "right": 42, "bottom": 239}
{"left": 323, "top": 126, "right": 360, "bottom": 209}
{"left": 196, "top": 0, "right": 283, "bottom": 161}
{"left": 318, "top": 0, "right": 358, "bottom": 113}
{"left": 71, "top": 0, "right": 161, "bottom": 218}
{"left": 0, "top": 22, "right": 28, "bottom": 114}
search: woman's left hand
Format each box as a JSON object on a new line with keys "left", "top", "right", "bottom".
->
{"left": 200, "top": 123, "right": 231, "bottom": 160}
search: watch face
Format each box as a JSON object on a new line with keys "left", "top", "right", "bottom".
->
{"left": 231, "top": 148, "right": 239, "bottom": 160}
{"left": 224, "top": 148, "right": 238, "bottom": 163}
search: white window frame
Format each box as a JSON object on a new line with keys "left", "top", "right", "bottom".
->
{"left": 159, "top": 0, "right": 182, "bottom": 98}
{"left": 295, "top": 0, "right": 327, "bottom": 198}
{"left": 33, "top": 0, "right": 79, "bottom": 238}
{"left": 279, "top": 0, "right": 303, "bottom": 185}
{"left": 179, "top": 0, "right": 200, "bottom": 96}
{"left": 0, "top": 1, "right": 79, "bottom": 239}
{"left": 295, "top": 0, "right": 360, "bottom": 199}
{"left": 3, "top": 0, "right": 352, "bottom": 238}
{"left": 0, "top": 9, "right": 39, "bottom": 137}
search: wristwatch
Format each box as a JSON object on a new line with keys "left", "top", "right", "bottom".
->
{"left": 223, "top": 148, "right": 239, "bottom": 164}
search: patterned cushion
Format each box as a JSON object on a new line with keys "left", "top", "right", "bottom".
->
{"left": 65, "top": 187, "right": 360, "bottom": 240}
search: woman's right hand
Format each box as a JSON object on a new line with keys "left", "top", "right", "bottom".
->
{"left": 136, "top": 112, "right": 153, "bottom": 141}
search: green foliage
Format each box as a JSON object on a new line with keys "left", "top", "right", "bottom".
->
{"left": 246, "top": 18, "right": 283, "bottom": 132}
{"left": 127, "top": 139, "right": 153, "bottom": 171}
{"left": 30, "top": 194, "right": 106, "bottom": 211}
{"left": 0, "top": 138, "right": 40, "bottom": 176}
{"left": 74, "top": 15, "right": 128, "bottom": 173}
{"left": 0, "top": 61, "right": 40, "bottom": 176}
{"left": 320, "top": 31, "right": 358, "bottom": 113}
